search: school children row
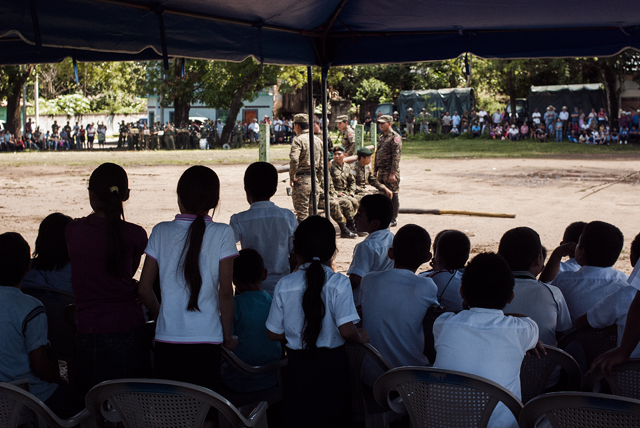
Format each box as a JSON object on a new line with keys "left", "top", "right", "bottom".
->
{"left": 1, "top": 160, "right": 639, "bottom": 428}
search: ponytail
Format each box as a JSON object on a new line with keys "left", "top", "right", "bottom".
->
{"left": 105, "top": 188, "right": 126, "bottom": 276}
{"left": 302, "top": 258, "right": 326, "bottom": 350}
{"left": 182, "top": 214, "right": 206, "bottom": 311}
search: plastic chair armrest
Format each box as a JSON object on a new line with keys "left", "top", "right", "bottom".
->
{"left": 222, "top": 347, "right": 288, "bottom": 374}
{"left": 242, "top": 401, "right": 269, "bottom": 427}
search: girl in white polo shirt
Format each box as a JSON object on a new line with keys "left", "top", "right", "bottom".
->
{"left": 138, "top": 165, "right": 238, "bottom": 398}
{"left": 266, "top": 216, "right": 368, "bottom": 428}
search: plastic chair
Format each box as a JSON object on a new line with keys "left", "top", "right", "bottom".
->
{"left": 0, "top": 381, "right": 91, "bottom": 428}
{"left": 345, "top": 343, "right": 404, "bottom": 428}
{"left": 519, "top": 391, "right": 640, "bottom": 428}
{"left": 85, "top": 378, "right": 268, "bottom": 428}
{"left": 422, "top": 306, "right": 456, "bottom": 363}
{"left": 21, "top": 286, "right": 76, "bottom": 362}
{"left": 520, "top": 345, "right": 582, "bottom": 404}
{"left": 581, "top": 359, "right": 640, "bottom": 399}
{"left": 219, "top": 347, "right": 287, "bottom": 409}
{"left": 558, "top": 326, "right": 617, "bottom": 374}
{"left": 373, "top": 367, "right": 523, "bottom": 428}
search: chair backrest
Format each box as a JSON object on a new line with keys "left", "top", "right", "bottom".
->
{"left": 422, "top": 306, "right": 457, "bottom": 363}
{"left": 519, "top": 392, "right": 640, "bottom": 428}
{"left": 85, "top": 378, "right": 268, "bottom": 428}
{"left": 344, "top": 343, "right": 393, "bottom": 419}
{"left": 558, "top": 326, "right": 617, "bottom": 373}
{"left": 0, "top": 381, "right": 89, "bottom": 428}
{"left": 582, "top": 359, "right": 640, "bottom": 399}
{"left": 373, "top": 367, "right": 523, "bottom": 428}
{"left": 520, "top": 345, "right": 582, "bottom": 403}
{"left": 21, "top": 286, "right": 76, "bottom": 362}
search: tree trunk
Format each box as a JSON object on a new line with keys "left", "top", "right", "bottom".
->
{"left": 220, "top": 68, "right": 261, "bottom": 145}
{"left": 173, "top": 98, "right": 190, "bottom": 126}
{"left": 2, "top": 66, "right": 34, "bottom": 135}
{"left": 506, "top": 63, "right": 517, "bottom": 125}
{"left": 599, "top": 63, "right": 619, "bottom": 128}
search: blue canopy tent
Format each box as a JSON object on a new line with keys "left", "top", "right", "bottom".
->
{"left": 2, "top": 0, "right": 640, "bottom": 215}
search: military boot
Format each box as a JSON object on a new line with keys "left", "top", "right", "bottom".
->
{"left": 346, "top": 218, "right": 357, "bottom": 234}
{"left": 339, "top": 222, "right": 357, "bottom": 239}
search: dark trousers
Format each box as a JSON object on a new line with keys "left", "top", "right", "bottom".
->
{"left": 391, "top": 192, "right": 399, "bottom": 221}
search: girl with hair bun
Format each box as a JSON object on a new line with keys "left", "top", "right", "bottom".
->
{"left": 66, "top": 162, "right": 150, "bottom": 397}
{"left": 266, "top": 215, "right": 369, "bottom": 427}
{"left": 138, "top": 165, "right": 238, "bottom": 399}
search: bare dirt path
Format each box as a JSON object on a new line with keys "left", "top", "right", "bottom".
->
{"left": 1, "top": 157, "right": 638, "bottom": 275}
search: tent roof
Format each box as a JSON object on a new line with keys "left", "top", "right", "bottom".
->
{"left": 530, "top": 84, "right": 605, "bottom": 92}
{"left": 2, "top": 0, "right": 640, "bottom": 66}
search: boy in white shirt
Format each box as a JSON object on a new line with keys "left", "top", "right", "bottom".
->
{"left": 539, "top": 221, "right": 586, "bottom": 283}
{"left": 499, "top": 227, "right": 572, "bottom": 347}
{"left": 433, "top": 252, "right": 540, "bottom": 428}
{"left": 347, "top": 194, "right": 394, "bottom": 306}
{"left": 230, "top": 162, "right": 298, "bottom": 295}
{"left": 362, "top": 224, "right": 438, "bottom": 376}
{"left": 419, "top": 229, "right": 470, "bottom": 311}
{"left": 551, "top": 221, "right": 628, "bottom": 323}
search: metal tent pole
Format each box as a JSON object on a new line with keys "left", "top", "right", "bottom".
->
{"left": 321, "top": 66, "right": 330, "bottom": 220}
{"left": 307, "top": 66, "right": 317, "bottom": 216}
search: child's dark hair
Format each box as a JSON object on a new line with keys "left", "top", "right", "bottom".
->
{"left": 88, "top": 163, "right": 129, "bottom": 276}
{"left": 293, "top": 216, "right": 336, "bottom": 351}
{"left": 562, "top": 221, "right": 587, "bottom": 244}
{"left": 0, "top": 232, "right": 31, "bottom": 287}
{"left": 435, "top": 230, "right": 470, "bottom": 270}
{"left": 233, "top": 249, "right": 265, "bottom": 285}
{"left": 497, "top": 227, "right": 542, "bottom": 272}
{"left": 177, "top": 165, "right": 220, "bottom": 312}
{"left": 461, "top": 252, "right": 514, "bottom": 310}
{"left": 630, "top": 233, "right": 640, "bottom": 268}
{"left": 32, "top": 213, "right": 73, "bottom": 271}
{"left": 393, "top": 224, "right": 431, "bottom": 270}
{"left": 580, "top": 221, "right": 624, "bottom": 268}
{"left": 358, "top": 194, "right": 393, "bottom": 230}
{"left": 244, "top": 162, "right": 278, "bottom": 200}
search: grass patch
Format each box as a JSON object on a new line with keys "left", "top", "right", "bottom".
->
{"left": 403, "top": 135, "right": 640, "bottom": 159}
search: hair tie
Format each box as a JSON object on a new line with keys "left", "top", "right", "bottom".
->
{"left": 312, "top": 257, "right": 320, "bottom": 261}
{"left": 109, "top": 186, "right": 119, "bottom": 193}
{"left": 196, "top": 210, "right": 207, "bottom": 216}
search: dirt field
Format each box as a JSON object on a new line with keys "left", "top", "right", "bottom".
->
{"left": 1, "top": 155, "right": 639, "bottom": 275}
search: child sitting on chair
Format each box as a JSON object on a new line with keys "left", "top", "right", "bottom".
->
{"left": 433, "top": 252, "right": 540, "bottom": 428}
{"left": 222, "top": 249, "right": 283, "bottom": 393}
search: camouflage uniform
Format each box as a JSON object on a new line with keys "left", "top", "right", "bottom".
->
{"left": 164, "top": 126, "right": 175, "bottom": 150}
{"left": 330, "top": 160, "right": 358, "bottom": 221}
{"left": 340, "top": 125, "right": 356, "bottom": 156}
{"left": 233, "top": 123, "right": 243, "bottom": 148}
{"left": 351, "top": 160, "right": 388, "bottom": 201}
{"left": 318, "top": 179, "right": 346, "bottom": 224}
{"left": 374, "top": 129, "right": 402, "bottom": 193}
{"left": 290, "top": 129, "right": 324, "bottom": 222}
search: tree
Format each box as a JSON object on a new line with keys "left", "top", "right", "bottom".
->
{"left": 0, "top": 65, "right": 34, "bottom": 134}
{"left": 352, "top": 78, "right": 391, "bottom": 106}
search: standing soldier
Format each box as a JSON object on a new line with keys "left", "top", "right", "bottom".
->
{"left": 142, "top": 124, "right": 150, "bottom": 150}
{"left": 329, "top": 146, "right": 358, "bottom": 238}
{"left": 289, "top": 113, "right": 323, "bottom": 223}
{"left": 117, "top": 121, "right": 126, "bottom": 148}
{"left": 164, "top": 122, "right": 175, "bottom": 150}
{"left": 352, "top": 147, "right": 393, "bottom": 201}
{"left": 149, "top": 122, "right": 158, "bottom": 150}
{"left": 374, "top": 115, "right": 401, "bottom": 227}
{"left": 419, "top": 108, "right": 430, "bottom": 134}
{"left": 405, "top": 107, "right": 415, "bottom": 136}
{"left": 336, "top": 115, "right": 355, "bottom": 156}
{"left": 233, "top": 120, "right": 243, "bottom": 148}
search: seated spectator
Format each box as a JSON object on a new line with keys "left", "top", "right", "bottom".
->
{"left": 433, "top": 253, "right": 539, "bottom": 428}
{"left": 0, "top": 232, "right": 77, "bottom": 418}
{"left": 362, "top": 224, "right": 438, "bottom": 381}
{"left": 507, "top": 124, "right": 519, "bottom": 141}
{"left": 520, "top": 123, "right": 529, "bottom": 140}
{"left": 567, "top": 129, "right": 579, "bottom": 143}
{"left": 22, "top": 213, "right": 73, "bottom": 293}
{"left": 539, "top": 221, "right": 586, "bottom": 284}
{"left": 579, "top": 130, "right": 588, "bottom": 144}
{"left": 221, "top": 249, "right": 282, "bottom": 393}
{"left": 629, "top": 125, "right": 639, "bottom": 144}
{"left": 419, "top": 229, "right": 470, "bottom": 311}
{"left": 471, "top": 122, "right": 481, "bottom": 138}
{"left": 593, "top": 129, "right": 604, "bottom": 145}
{"left": 601, "top": 126, "right": 610, "bottom": 143}
{"left": 620, "top": 126, "right": 629, "bottom": 144}
{"left": 551, "top": 221, "right": 628, "bottom": 323}
{"left": 610, "top": 127, "right": 619, "bottom": 144}
{"left": 536, "top": 125, "right": 547, "bottom": 143}
{"left": 449, "top": 126, "right": 459, "bottom": 137}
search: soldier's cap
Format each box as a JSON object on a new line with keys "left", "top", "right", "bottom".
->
{"left": 336, "top": 115, "right": 348, "bottom": 122}
{"left": 377, "top": 115, "right": 393, "bottom": 123}
{"left": 334, "top": 145, "right": 346, "bottom": 153}
{"left": 357, "top": 147, "right": 374, "bottom": 157}
{"left": 293, "top": 113, "right": 309, "bottom": 124}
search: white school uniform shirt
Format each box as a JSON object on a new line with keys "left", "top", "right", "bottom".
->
{"left": 362, "top": 269, "right": 438, "bottom": 368}
{"left": 558, "top": 257, "right": 581, "bottom": 275}
{"left": 419, "top": 269, "right": 464, "bottom": 311}
{"left": 229, "top": 201, "right": 298, "bottom": 295}
{"left": 551, "top": 266, "right": 629, "bottom": 323}
{"left": 145, "top": 214, "right": 239, "bottom": 344}
{"left": 503, "top": 272, "right": 572, "bottom": 346}
{"left": 587, "top": 286, "right": 640, "bottom": 357}
{"left": 346, "top": 229, "right": 394, "bottom": 306}
{"left": 266, "top": 263, "right": 359, "bottom": 350}
{"left": 433, "top": 308, "right": 538, "bottom": 428}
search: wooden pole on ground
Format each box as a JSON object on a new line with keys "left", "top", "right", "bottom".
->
{"left": 400, "top": 208, "right": 516, "bottom": 219}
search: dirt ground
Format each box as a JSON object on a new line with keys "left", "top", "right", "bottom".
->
{"left": 1, "top": 156, "right": 639, "bottom": 276}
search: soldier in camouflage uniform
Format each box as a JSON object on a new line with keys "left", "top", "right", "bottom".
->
{"left": 233, "top": 121, "right": 243, "bottom": 148}
{"left": 318, "top": 176, "right": 355, "bottom": 238}
{"left": 352, "top": 147, "right": 393, "bottom": 201}
{"left": 374, "top": 115, "right": 402, "bottom": 227}
{"left": 328, "top": 146, "right": 358, "bottom": 238}
{"left": 289, "top": 113, "right": 324, "bottom": 223}
{"left": 335, "top": 115, "right": 355, "bottom": 156}
{"left": 164, "top": 123, "right": 175, "bottom": 150}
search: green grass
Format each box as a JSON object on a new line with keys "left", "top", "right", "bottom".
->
{"left": 402, "top": 134, "right": 640, "bottom": 159}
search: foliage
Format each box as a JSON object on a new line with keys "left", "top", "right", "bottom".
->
{"left": 353, "top": 78, "right": 391, "bottom": 105}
